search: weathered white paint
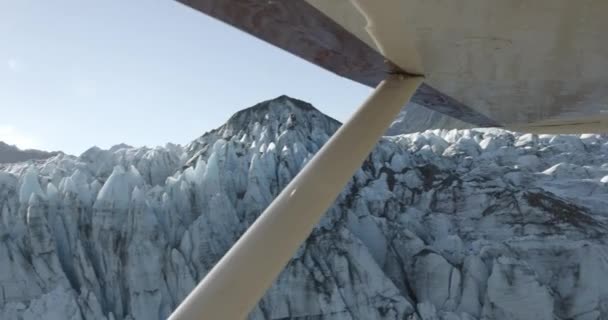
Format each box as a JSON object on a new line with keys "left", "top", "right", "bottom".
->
{"left": 307, "top": 0, "right": 608, "bottom": 132}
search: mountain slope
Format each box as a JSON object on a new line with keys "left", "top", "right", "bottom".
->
{"left": 0, "top": 141, "right": 60, "bottom": 164}
{"left": 386, "top": 102, "right": 473, "bottom": 135}
{"left": 1, "top": 96, "right": 608, "bottom": 320}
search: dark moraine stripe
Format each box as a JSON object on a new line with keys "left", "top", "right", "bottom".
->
{"left": 176, "top": 0, "right": 501, "bottom": 127}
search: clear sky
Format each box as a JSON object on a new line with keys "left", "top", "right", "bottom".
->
{"left": 1, "top": 0, "right": 372, "bottom": 155}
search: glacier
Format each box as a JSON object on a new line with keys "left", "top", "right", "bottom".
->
{"left": 1, "top": 95, "right": 608, "bottom": 319}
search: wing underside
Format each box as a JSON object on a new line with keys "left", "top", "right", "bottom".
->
{"left": 178, "top": 0, "right": 608, "bottom": 133}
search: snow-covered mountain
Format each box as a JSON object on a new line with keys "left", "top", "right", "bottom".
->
{"left": 0, "top": 141, "right": 60, "bottom": 164}
{"left": 386, "top": 102, "right": 472, "bottom": 136}
{"left": 1, "top": 95, "right": 608, "bottom": 320}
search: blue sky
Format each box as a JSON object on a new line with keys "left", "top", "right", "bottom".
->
{"left": 1, "top": 0, "right": 371, "bottom": 155}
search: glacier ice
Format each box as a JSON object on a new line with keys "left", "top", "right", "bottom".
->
{"left": 1, "top": 95, "right": 608, "bottom": 319}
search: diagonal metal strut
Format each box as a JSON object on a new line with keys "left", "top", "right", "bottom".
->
{"left": 169, "top": 75, "right": 423, "bottom": 320}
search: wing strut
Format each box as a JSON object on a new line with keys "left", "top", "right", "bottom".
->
{"left": 169, "top": 75, "right": 423, "bottom": 320}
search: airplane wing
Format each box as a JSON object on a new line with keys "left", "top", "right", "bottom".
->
{"left": 177, "top": 0, "right": 608, "bottom": 133}
{"left": 169, "top": 2, "right": 608, "bottom": 319}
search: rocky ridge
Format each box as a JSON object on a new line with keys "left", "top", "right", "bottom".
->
{"left": 0, "top": 141, "right": 60, "bottom": 164}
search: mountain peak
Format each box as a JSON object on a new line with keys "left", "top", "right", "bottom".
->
{"left": 273, "top": 94, "right": 293, "bottom": 101}
{"left": 268, "top": 94, "right": 314, "bottom": 107}
{"left": 184, "top": 96, "right": 342, "bottom": 165}
{"left": 192, "top": 96, "right": 341, "bottom": 144}
{"left": 228, "top": 95, "right": 323, "bottom": 123}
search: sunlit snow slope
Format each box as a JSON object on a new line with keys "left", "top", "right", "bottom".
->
{"left": 1, "top": 96, "right": 608, "bottom": 320}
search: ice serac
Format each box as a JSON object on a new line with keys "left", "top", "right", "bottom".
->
{"left": 1, "top": 95, "right": 608, "bottom": 319}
